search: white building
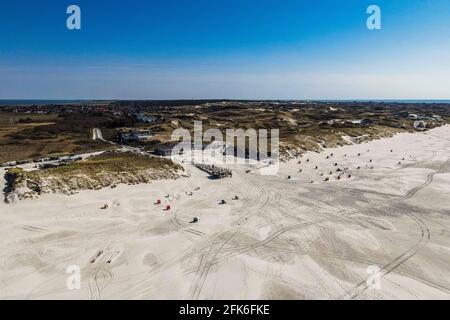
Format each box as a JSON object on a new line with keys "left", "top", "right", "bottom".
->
{"left": 118, "top": 130, "right": 152, "bottom": 142}
{"left": 136, "top": 113, "right": 158, "bottom": 123}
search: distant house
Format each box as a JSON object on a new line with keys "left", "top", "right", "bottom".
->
{"left": 154, "top": 142, "right": 181, "bottom": 156}
{"left": 135, "top": 113, "right": 158, "bottom": 123}
{"left": 351, "top": 118, "right": 373, "bottom": 126}
{"left": 118, "top": 130, "right": 152, "bottom": 143}
{"left": 154, "top": 141, "right": 194, "bottom": 157}
{"left": 408, "top": 114, "right": 430, "bottom": 120}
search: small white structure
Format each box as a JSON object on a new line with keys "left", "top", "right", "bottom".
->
{"left": 136, "top": 113, "right": 157, "bottom": 123}
{"left": 118, "top": 130, "right": 152, "bottom": 142}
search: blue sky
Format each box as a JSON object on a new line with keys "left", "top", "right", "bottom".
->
{"left": 0, "top": 0, "right": 449, "bottom": 99}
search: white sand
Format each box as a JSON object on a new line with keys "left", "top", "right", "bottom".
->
{"left": 1, "top": 126, "right": 450, "bottom": 300}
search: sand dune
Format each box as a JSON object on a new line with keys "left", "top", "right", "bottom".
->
{"left": 1, "top": 126, "right": 450, "bottom": 300}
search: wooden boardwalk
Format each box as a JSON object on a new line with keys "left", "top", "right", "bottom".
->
{"left": 194, "top": 164, "right": 232, "bottom": 179}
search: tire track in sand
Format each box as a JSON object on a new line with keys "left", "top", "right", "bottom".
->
{"left": 340, "top": 158, "right": 449, "bottom": 299}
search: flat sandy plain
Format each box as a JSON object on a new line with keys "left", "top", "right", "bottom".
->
{"left": 1, "top": 126, "right": 450, "bottom": 300}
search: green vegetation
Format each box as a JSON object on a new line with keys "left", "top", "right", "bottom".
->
{"left": 28, "top": 151, "right": 182, "bottom": 179}
{"left": 3, "top": 151, "right": 183, "bottom": 200}
{"left": 0, "top": 112, "right": 114, "bottom": 164}
{"left": 2, "top": 101, "right": 450, "bottom": 163}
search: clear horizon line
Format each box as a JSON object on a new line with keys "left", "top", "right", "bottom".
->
{"left": 1, "top": 98, "right": 450, "bottom": 102}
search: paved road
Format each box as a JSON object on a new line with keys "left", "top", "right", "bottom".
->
{"left": 92, "top": 128, "right": 105, "bottom": 141}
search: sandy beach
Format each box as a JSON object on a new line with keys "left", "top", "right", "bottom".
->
{"left": 1, "top": 125, "right": 450, "bottom": 300}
